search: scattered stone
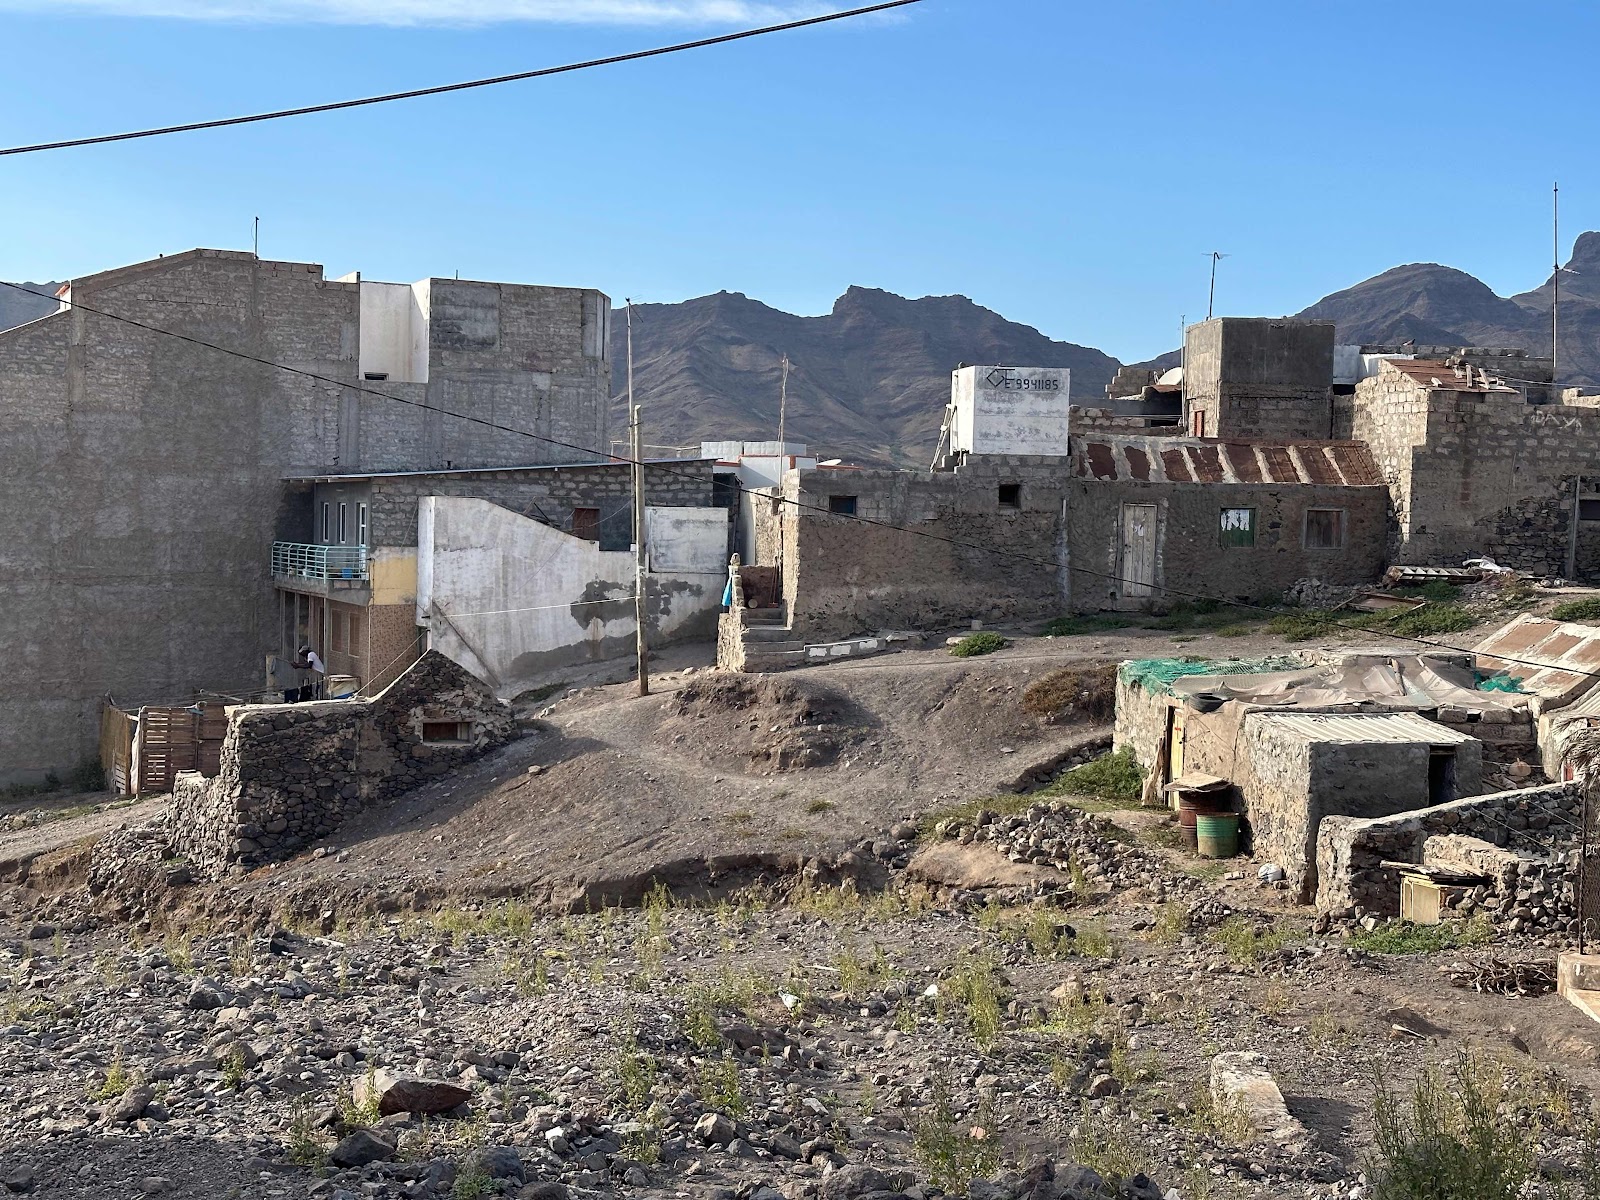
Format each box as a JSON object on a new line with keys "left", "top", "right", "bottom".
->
{"left": 329, "top": 1128, "right": 397, "bottom": 1169}
{"left": 352, "top": 1069, "right": 472, "bottom": 1116}
{"left": 695, "top": 1112, "right": 737, "bottom": 1145}
{"left": 1209, "top": 1052, "right": 1312, "bottom": 1150}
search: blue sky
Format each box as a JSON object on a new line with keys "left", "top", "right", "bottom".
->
{"left": 1, "top": 0, "right": 1596, "bottom": 361}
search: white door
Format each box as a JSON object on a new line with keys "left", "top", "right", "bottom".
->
{"left": 1119, "top": 503, "right": 1158, "bottom": 600}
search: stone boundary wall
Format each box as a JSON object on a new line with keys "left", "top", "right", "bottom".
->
{"left": 166, "top": 651, "right": 516, "bottom": 874}
{"left": 1315, "top": 782, "right": 1580, "bottom": 918}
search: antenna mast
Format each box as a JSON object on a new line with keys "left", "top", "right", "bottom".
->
{"left": 1554, "top": 181, "right": 1561, "bottom": 391}
{"left": 1206, "top": 252, "right": 1229, "bottom": 320}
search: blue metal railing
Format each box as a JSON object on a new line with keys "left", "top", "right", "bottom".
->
{"left": 272, "top": 542, "right": 369, "bottom": 583}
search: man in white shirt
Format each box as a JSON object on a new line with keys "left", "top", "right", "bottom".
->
{"left": 296, "top": 645, "right": 326, "bottom": 700}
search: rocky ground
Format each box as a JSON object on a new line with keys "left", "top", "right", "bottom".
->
{"left": 6, "top": 608, "right": 1600, "bottom": 1200}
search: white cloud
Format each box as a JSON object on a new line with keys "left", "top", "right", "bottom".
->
{"left": 0, "top": 0, "right": 855, "bottom": 24}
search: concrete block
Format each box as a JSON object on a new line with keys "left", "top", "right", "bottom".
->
{"left": 1209, "top": 1051, "right": 1311, "bottom": 1149}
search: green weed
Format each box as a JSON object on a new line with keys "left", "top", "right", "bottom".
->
{"left": 1043, "top": 748, "right": 1144, "bottom": 802}
{"left": 1350, "top": 918, "right": 1493, "bottom": 955}
{"left": 950, "top": 632, "right": 1007, "bottom": 657}
{"left": 908, "top": 1074, "right": 1001, "bottom": 1193}
{"left": 1551, "top": 597, "right": 1600, "bottom": 623}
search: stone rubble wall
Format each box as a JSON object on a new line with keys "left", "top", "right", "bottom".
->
{"left": 1315, "top": 782, "right": 1580, "bottom": 927}
{"left": 165, "top": 651, "right": 517, "bottom": 875}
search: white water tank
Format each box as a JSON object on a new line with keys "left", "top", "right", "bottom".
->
{"left": 949, "top": 365, "right": 1071, "bottom": 456}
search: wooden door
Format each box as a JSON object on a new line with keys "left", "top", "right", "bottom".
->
{"left": 1119, "top": 503, "right": 1158, "bottom": 600}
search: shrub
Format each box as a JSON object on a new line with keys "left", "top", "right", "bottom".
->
{"left": 1385, "top": 604, "right": 1476, "bottom": 638}
{"left": 1047, "top": 748, "right": 1143, "bottom": 802}
{"left": 950, "top": 632, "right": 1007, "bottom": 657}
{"left": 1369, "top": 1053, "right": 1534, "bottom": 1200}
{"left": 1349, "top": 918, "right": 1492, "bottom": 955}
{"left": 1022, "top": 664, "right": 1117, "bottom": 721}
{"left": 1552, "top": 597, "right": 1600, "bottom": 623}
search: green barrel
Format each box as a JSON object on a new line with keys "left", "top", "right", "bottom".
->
{"left": 1195, "top": 812, "right": 1239, "bottom": 859}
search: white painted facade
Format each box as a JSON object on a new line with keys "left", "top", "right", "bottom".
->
{"left": 950, "top": 365, "right": 1071, "bottom": 456}
{"left": 357, "top": 280, "right": 431, "bottom": 383}
{"left": 417, "top": 497, "right": 726, "bottom": 694}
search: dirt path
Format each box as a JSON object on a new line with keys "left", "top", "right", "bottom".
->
{"left": 0, "top": 795, "right": 164, "bottom": 879}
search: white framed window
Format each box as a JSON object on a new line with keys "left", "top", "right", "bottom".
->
{"left": 337, "top": 502, "right": 348, "bottom": 544}
{"left": 357, "top": 502, "right": 368, "bottom": 545}
{"left": 321, "top": 502, "right": 330, "bottom": 542}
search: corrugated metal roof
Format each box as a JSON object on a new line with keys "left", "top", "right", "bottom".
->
{"left": 1475, "top": 613, "right": 1600, "bottom": 711}
{"left": 1250, "top": 711, "right": 1474, "bottom": 745}
{"left": 1073, "top": 435, "right": 1382, "bottom": 487}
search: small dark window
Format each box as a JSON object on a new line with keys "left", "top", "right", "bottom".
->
{"left": 321, "top": 501, "right": 330, "bottom": 542}
{"left": 572, "top": 507, "right": 601, "bottom": 542}
{"left": 997, "top": 483, "right": 1022, "bottom": 509}
{"left": 1220, "top": 508, "right": 1255, "bottom": 548}
{"left": 363, "top": 371, "right": 389, "bottom": 381}
{"left": 1304, "top": 508, "right": 1346, "bottom": 550}
{"left": 422, "top": 721, "right": 469, "bottom": 744}
{"left": 828, "top": 495, "right": 858, "bottom": 516}
{"left": 1580, "top": 498, "right": 1600, "bottom": 522}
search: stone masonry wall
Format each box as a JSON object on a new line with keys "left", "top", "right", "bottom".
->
{"left": 1349, "top": 370, "right": 1600, "bottom": 575}
{"left": 166, "top": 651, "right": 516, "bottom": 874}
{"left": 1315, "top": 782, "right": 1580, "bottom": 921}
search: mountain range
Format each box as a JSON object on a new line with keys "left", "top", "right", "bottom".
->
{"left": 5, "top": 236, "right": 1598, "bottom": 467}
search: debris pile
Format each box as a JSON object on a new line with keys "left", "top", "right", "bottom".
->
{"left": 1441, "top": 956, "right": 1557, "bottom": 996}
{"left": 934, "top": 802, "right": 1201, "bottom": 900}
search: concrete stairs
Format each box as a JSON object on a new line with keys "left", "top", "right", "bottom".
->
{"left": 737, "top": 605, "right": 807, "bottom": 671}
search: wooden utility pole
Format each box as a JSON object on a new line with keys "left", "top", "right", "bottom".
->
{"left": 777, "top": 352, "right": 791, "bottom": 448}
{"left": 627, "top": 301, "right": 648, "bottom": 696}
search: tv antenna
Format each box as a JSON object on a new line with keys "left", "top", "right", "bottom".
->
{"left": 777, "top": 352, "right": 791, "bottom": 448}
{"left": 1205, "top": 252, "right": 1229, "bottom": 320}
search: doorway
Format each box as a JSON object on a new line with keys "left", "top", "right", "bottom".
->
{"left": 1118, "top": 503, "right": 1158, "bottom": 602}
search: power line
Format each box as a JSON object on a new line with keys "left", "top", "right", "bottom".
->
{"left": 4, "top": 275, "right": 1599, "bottom": 685}
{"left": 0, "top": 0, "right": 924, "bottom": 158}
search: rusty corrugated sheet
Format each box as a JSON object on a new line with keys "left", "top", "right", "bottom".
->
{"left": 1261, "top": 446, "right": 1298, "bottom": 483}
{"left": 1125, "top": 446, "right": 1151, "bottom": 481}
{"left": 1223, "top": 443, "right": 1264, "bottom": 483}
{"left": 1084, "top": 442, "right": 1116, "bottom": 479}
{"left": 1159, "top": 448, "right": 1193, "bottom": 482}
{"left": 1331, "top": 444, "right": 1381, "bottom": 485}
{"left": 1298, "top": 446, "right": 1340, "bottom": 486}
{"left": 1191, "top": 445, "right": 1225, "bottom": 482}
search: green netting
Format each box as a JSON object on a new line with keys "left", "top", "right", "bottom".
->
{"left": 1475, "top": 671, "right": 1527, "bottom": 694}
{"left": 1118, "top": 655, "right": 1303, "bottom": 696}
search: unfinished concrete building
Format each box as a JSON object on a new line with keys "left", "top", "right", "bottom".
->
{"left": 1182, "top": 318, "right": 1337, "bottom": 440}
{"left": 0, "top": 249, "right": 612, "bottom": 784}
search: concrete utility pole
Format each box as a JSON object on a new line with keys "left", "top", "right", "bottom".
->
{"left": 1205, "top": 252, "right": 1229, "bottom": 320}
{"left": 627, "top": 301, "right": 648, "bottom": 697}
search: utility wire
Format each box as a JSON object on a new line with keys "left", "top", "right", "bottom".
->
{"left": 4, "top": 276, "right": 1599, "bottom": 685}
{"left": 0, "top": 0, "right": 924, "bottom": 158}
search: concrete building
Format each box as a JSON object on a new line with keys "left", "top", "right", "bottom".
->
{"left": 0, "top": 248, "right": 611, "bottom": 784}
{"left": 1182, "top": 318, "right": 1336, "bottom": 440}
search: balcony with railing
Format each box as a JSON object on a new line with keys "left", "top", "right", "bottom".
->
{"left": 272, "top": 542, "right": 370, "bottom": 593}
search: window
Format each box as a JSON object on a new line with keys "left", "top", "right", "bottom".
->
{"left": 337, "top": 502, "right": 348, "bottom": 544}
{"left": 357, "top": 503, "right": 368, "bottom": 545}
{"left": 997, "top": 483, "right": 1022, "bottom": 510}
{"left": 331, "top": 612, "right": 346, "bottom": 653}
{"left": 1192, "top": 410, "right": 1207, "bottom": 438}
{"left": 572, "top": 507, "right": 601, "bottom": 542}
{"left": 422, "top": 721, "right": 470, "bottom": 744}
{"left": 1220, "top": 508, "right": 1256, "bottom": 548}
{"left": 1581, "top": 498, "right": 1600, "bottom": 522}
{"left": 828, "top": 495, "right": 858, "bottom": 516}
{"left": 363, "top": 371, "right": 389, "bottom": 382}
{"left": 1304, "top": 508, "right": 1346, "bottom": 550}
{"left": 349, "top": 613, "right": 362, "bottom": 653}
{"left": 321, "top": 501, "right": 330, "bottom": 542}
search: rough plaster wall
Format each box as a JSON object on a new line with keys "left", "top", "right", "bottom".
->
{"left": 1112, "top": 677, "right": 1170, "bottom": 773}
{"left": 349, "top": 281, "right": 611, "bottom": 473}
{"left": 420, "top": 497, "right": 722, "bottom": 694}
{"left": 784, "top": 459, "right": 1068, "bottom": 642}
{"left": 1352, "top": 372, "right": 1600, "bottom": 574}
{"left": 1066, "top": 480, "right": 1388, "bottom": 611}
{"left": 1182, "top": 320, "right": 1335, "bottom": 440}
{"left": 0, "top": 252, "right": 359, "bottom": 784}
